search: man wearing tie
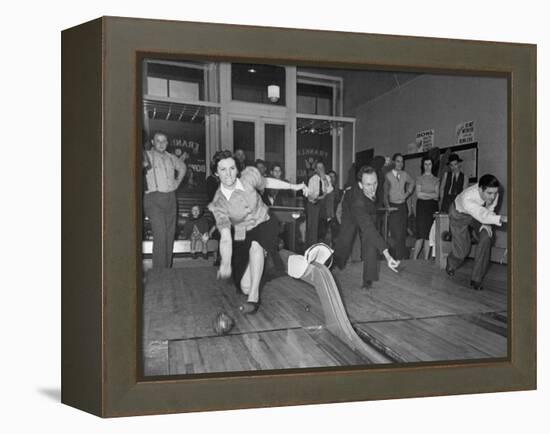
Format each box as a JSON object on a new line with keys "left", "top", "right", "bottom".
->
{"left": 445, "top": 174, "right": 507, "bottom": 290}
{"left": 384, "top": 153, "right": 415, "bottom": 259}
{"left": 440, "top": 153, "right": 466, "bottom": 213}
{"left": 306, "top": 161, "right": 333, "bottom": 247}
{"left": 143, "top": 131, "right": 186, "bottom": 269}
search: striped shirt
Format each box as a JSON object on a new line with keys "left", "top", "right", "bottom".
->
{"left": 144, "top": 150, "right": 186, "bottom": 193}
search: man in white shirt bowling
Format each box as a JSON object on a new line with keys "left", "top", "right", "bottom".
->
{"left": 445, "top": 174, "right": 508, "bottom": 290}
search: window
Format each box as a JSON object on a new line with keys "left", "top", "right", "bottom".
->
{"left": 264, "top": 124, "right": 285, "bottom": 171}
{"left": 231, "top": 63, "right": 286, "bottom": 106}
{"left": 145, "top": 62, "right": 205, "bottom": 101}
{"left": 297, "top": 83, "right": 334, "bottom": 116}
{"left": 296, "top": 121, "right": 333, "bottom": 183}
{"left": 143, "top": 60, "right": 221, "bottom": 192}
{"left": 233, "top": 120, "right": 256, "bottom": 164}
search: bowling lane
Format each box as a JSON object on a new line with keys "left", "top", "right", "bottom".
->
{"left": 354, "top": 313, "right": 508, "bottom": 363}
{"left": 143, "top": 268, "right": 326, "bottom": 342}
{"left": 332, "top": 260, "right": 507, "bottom": 323}
{"left": 333, "top": 260, "right": 508, "bottom": 363}
{"left": 169, "top": 327, "right": 369, "bottom": 375}
{"left": 143, "top": 257, "right": 508, "bottom": 375}
{"left": 142, "top": 266, "right": 372, "bottom": 375}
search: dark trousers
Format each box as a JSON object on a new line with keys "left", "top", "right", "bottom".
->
{"left": 327, "top": 219, "right": 341, "bottom": 247}
{"left": 306, "top": 199, "right": 327, "bottom": 248}
{"left": 447, "top": 203, "right": 494, "bottom": 282}
{"left": 334, "top": 223, "right": 379, "bottom": 285}
{"left": 334, "top": 224, "right": 356, "bottom": 270}
{"left": 144, "top": 191, "right": 177, "bottom": 269}
{"left": 360, "top": 232, "right": 380, "bottom": 284}
{"left": 388, "top": 202, "right": 408, "bottom": 259}
{"left": 440, "top": 193, "right": 457, "bottom": 214}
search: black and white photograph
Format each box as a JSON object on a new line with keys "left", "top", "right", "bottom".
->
{"left": 140, "top": 58, "right": 509, "bottom": 376}
{"left": 5, "top": 0, "right": 546, "bottom": 430}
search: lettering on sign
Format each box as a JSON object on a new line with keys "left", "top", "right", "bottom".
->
{"left": 456, "top": 120, "right": 475, "bottom": 145}
{"left": 415, "top": 129, "right": 435, "bottom": 151}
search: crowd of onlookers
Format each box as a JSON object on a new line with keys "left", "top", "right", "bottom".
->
{"left": 144, "top": 131, "right": 506, "bottom": 298}
{"left": 144, "top": 136, "right": 472, "bottom": 267}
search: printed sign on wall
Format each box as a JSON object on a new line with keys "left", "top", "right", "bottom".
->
{"left": 415, "top": 129, "right": 435, "bottom": 151}
{"left": 456, "top": 120, "right": 475, "bottom": 145}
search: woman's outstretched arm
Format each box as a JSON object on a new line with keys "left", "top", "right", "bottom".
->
{"left": 217, "top": 227, "right": 232, "bottom": 279}
{"left": 265, "top": 177, "right": 308, "bottom": 194}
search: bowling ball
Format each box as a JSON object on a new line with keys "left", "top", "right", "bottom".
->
{"left": 213, "top": 312, "right": 234, "bottom": 336}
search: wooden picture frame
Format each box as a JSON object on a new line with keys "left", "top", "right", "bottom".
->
{"left": 61, "top": 16, "right": 536, "bottom": 417}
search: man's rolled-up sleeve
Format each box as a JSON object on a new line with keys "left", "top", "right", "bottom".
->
{"left": 463, "top": 197, "right": 501, "bottom": 226}
{"left": 174, "top": 155, "right": 186, "bottom": 175}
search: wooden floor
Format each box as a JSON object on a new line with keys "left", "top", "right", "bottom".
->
{"left": 142, "top": 257, "right": 507, "bottom": 376}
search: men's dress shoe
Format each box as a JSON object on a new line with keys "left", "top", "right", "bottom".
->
{"left": 361, "top": 281, "right": 373, "bottom": 291}
{"left": 239, "top": 302, "right": 259, "bottom": 314}
{"left": 470, "top": 280, "right": 484, "bottom": 291}
{"left": 445, "top": 259, "right": 455, "bottom": 277}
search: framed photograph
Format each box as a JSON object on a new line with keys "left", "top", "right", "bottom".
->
{"left": 61, "top": 16, "right": 536, "bottom": 417}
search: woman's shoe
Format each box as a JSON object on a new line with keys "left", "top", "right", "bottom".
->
{"left": 239, "top": 302, "right": 259, "bottom": 315}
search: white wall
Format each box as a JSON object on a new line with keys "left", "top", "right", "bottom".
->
{"left": 348, "top": 74, "right": 509, "bottom": 253}
{"left": 353, "top": 74, "right": 508, "bottom": 210}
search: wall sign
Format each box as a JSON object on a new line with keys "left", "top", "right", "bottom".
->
{"left": 456, "top": 120, "right": 475, "bottom": 145}
{"left": 415, "top": 129, "right": 435, "bottom": 151}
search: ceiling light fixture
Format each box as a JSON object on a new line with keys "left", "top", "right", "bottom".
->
{"left": 268, "top": 84, "right": 280, "bottom": 103}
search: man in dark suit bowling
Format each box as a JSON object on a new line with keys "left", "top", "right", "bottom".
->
{"left": 334, "top": 166, "right": 400, "bottom": 290}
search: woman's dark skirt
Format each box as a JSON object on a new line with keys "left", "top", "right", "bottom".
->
{"left": 231, "top": 213, "right": 285, "bottom": 294}
{"left": 416, "top": 199, "right": 438, "bottom": 240}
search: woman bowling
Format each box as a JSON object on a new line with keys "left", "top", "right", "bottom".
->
{"left": 208, "top": 150, "right": 308, "bottom": 314}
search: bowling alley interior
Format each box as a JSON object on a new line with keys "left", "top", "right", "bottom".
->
{"left": 141, "top": 59, "right": 508, "bottom": 376}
